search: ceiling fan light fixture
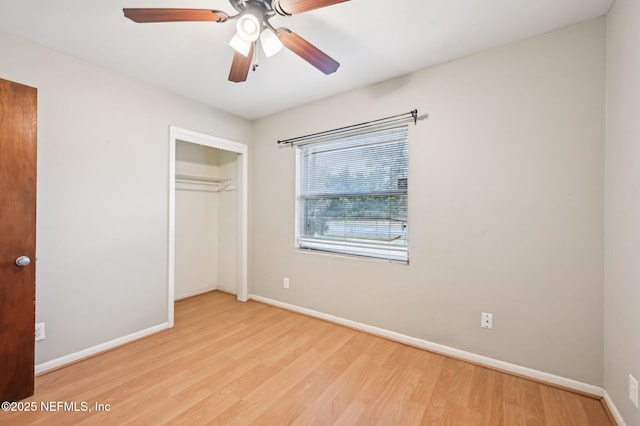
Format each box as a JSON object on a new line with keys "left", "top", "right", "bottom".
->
{"left": 229, "top": 33, "right": 252, "bottom": 57}
{"left": 260, "top": 28, "right": 283, "bottom": 57}
{"left": 236, "top": 13, "right": 261, "bottom": 42}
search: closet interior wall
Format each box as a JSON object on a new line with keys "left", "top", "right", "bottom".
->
{"left": 174, "top": 141, "right": 237, "bottom": 300}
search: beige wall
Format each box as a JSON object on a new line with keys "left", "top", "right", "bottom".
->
{"left": 251, "top": 19, "right": 605, "bottom": 385}
{"left": 0, "top": 13, "right": 612, "bottom": 394}
{"left": 217, "top": 150, "right": 239, "bottom": 294}
{"left": 174, "top": 143, "right": 239, "bottom": 299}
{"left": 0, "top": 32, "right": 251, "bottom": 365}
{"left": 605, "top": 0, "right": 640, "bottom": 423}
{"left": 175, "top": 142, "right": 221, "bottom": 300}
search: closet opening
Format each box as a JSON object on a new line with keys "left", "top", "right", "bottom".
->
{"left": 168, "top": 127, "right": 248, "bottom": 327}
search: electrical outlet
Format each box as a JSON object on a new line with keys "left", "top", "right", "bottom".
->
{"left": 481, "top": 313, "right": 493, "bottom": 330}
{"left": 630, "top": 374, "right": 639, "bottom": 408}
{"left": 35, "top": 322, "right": 45, "bottom": 341}
{"left": 283, "top": 277, "right": 290, "bottom": 289}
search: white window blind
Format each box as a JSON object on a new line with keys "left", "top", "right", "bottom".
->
{"left": 296, "top": 124, "right": 409, "bottom": 262}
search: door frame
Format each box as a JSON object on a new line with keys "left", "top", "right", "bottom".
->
{"left": 168, "top": 126, "right": 248, "bottom": 327}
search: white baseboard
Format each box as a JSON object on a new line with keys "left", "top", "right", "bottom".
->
{"left": 35, "top": 323, "right": 169, "bottom": 375}
{"left": 175, "top": 284, "right": 217, "bottom": 301}
{"left": 249, "top": 295, "right": 604, "bottom": 398}
{"left": 216, "top": 286, "right": 237, "bottom": 296}
{"left": 603, "top": 390, "right": 627, "bottom": 426}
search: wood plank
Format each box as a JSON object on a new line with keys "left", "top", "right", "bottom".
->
{"left": 0, "top": 291, "right": 612, "bottom": 425}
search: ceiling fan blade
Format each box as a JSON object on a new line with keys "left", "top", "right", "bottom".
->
{"left": 277, "top": 28, "right": 339, "bottom": 75}
{"left": 228, "top": 43, "right": 255, "bottom": 83}
{"left": 123, "top": 9, "right": 228, "bottom": 23}
{"left": 274, "top": 0, "right": 349, "bottom": 15}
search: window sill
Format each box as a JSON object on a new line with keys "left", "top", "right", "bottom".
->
{"left": 295, "top": 246, "right": 409, "bottom": 265}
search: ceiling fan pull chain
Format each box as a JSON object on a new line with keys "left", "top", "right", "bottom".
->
{"left": 252, "top": 42, "right": 260, "bottom": 72}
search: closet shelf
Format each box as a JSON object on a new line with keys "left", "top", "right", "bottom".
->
{"left": 175, "top": 173, "right": 229, "bottom": 184}
{"left": 175, "top": 173, "right": 233, "bottom": 191}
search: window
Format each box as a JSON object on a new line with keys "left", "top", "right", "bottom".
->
{"left": 295, "top": 124, "right": 409, "bottom": 262}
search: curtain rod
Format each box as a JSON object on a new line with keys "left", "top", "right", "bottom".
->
{"left": 277, "top": 109, "right": 428, "bottom": 147}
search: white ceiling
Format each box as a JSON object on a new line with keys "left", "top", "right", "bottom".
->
{"left": 0, "top": 0, "right": 613, "bottom": 120}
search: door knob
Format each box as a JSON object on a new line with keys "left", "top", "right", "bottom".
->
{"left": 15, "top": 256, "right": 31, "bottom": 267}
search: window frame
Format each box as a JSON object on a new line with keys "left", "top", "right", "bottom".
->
{"left": 294, "top": 125, "right": 410, "bottom": 263}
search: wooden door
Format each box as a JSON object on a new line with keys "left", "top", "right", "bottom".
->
{"left": 0, "top": 78, "right": 37, "bottom": 401}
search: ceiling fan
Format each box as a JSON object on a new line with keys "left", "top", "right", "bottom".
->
{"left": 123, "top": 0, "right": 350, "bottom": 83}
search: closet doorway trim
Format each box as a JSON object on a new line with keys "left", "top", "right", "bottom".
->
{"left": 168, "top": 126, "right": 249, "bottom": 328}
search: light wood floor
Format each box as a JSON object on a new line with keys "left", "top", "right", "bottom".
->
{"left": 1, "top": 291, "right": 612, "bottom": 425}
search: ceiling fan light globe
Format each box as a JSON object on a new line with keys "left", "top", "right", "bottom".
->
{"left": 229, "top": 33, "right": 252, "bottom": 57}
{"left": 236, "top": 14, "right": 260, "bottom": 42}
{"left": 260, "top": 28, "right": 283, "bottom": 57}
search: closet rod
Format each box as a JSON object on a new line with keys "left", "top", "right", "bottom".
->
{"left": 175, "top": 173, "right": 230, "bottom": 184}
